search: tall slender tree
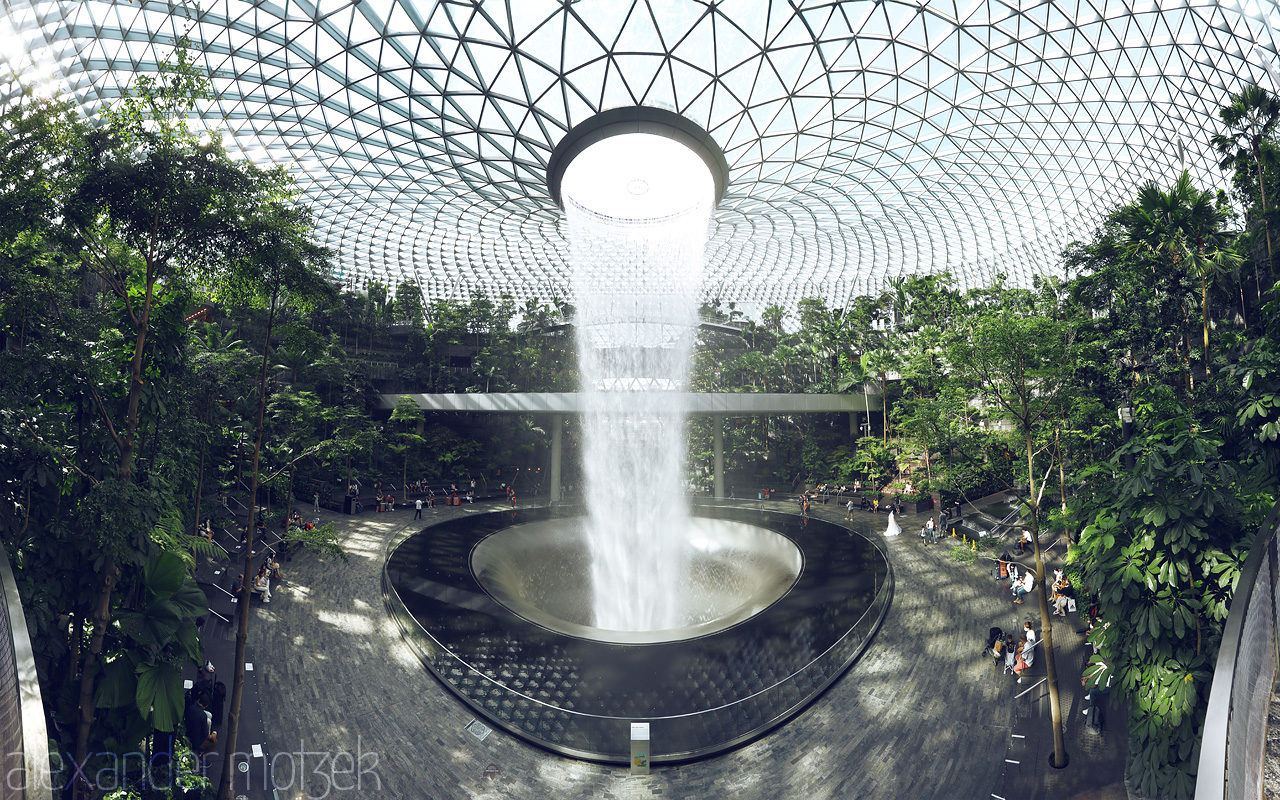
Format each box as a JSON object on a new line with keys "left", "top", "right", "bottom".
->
{"left": 948, "top": 305, "right": 1075, "bottom": 770}
{"left": 211, "top": 197, "right": 333, "bottom": 800}
{"left": 60, "top": 48, "right": 298, "bottom": 791}
{"left": 1115, "top": 171, "right": 1240, "bottom": 372}
{"left": 1212, "top": 82, "right": 1280, "bottom": 301}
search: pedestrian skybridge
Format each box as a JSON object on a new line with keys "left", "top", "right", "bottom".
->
{"left": 378, "top": 392, "right": 878, "bottom": 500}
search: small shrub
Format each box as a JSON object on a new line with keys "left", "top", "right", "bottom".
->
{"left": 949, "top": 546, "right": 976, "bottom": 565}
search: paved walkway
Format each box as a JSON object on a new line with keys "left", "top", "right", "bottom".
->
{"left": 242, "top": 499, "right": 1125, "bottom": 799}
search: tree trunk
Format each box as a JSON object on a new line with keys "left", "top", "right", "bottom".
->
{"left": 881, "top": 371, "right": 888, "bottom": 444}
{"left": 74, "top": 273, "right": 155, "bottom": 797}
{"left": 73, "top": 555, "right": 116, "bottom": 799}
{"left": 193, "top": 397, "right": 212, "bottom": 535}
{"left": 1056, "top": 426, "right": 1067, "bottom": 516}
{"left": 1025, "top": 428, "right": 1068, "bottom": 768}
{"left": 65, "top": 614, "right": 81, "bottom": 688}
{"left": 219, "top": 292, "right": 278, "bottom": 800}
{"left": 1201, "top": 276, "right": 1210, "bottom": 370}
{"left": 1254, "top": 140, "right": 1270, "bottom": 301}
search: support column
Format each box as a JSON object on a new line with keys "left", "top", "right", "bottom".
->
{"left": 549, "top": 413, "right": 563, "bottom": 505}
{"left": 713, "top": 414, "right": 725, "bottom": 500}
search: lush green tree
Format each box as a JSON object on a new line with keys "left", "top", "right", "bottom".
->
{"left": 1212, "top": 82, "right": 1280, "bottom": 300}
{"left": 189, "top": 323, "right": 251, "bottom": 535}
{"left": 850, "top": 436, "right": 895, "bottom": 488}
{"left": 94, "top": 547, "right": 207, "bottom": 740}
{"left": 1116, "top": 171, "right": 1239, "bottom": 373}
{"left": 207, "top": 198, "right": 334, "bottom": 800}
{"left": 948, "top": 301, "right": 1075, "bottom": 768}
{"left": 55, "top": 45, "right": 318, "bottom": 782}
{"left": 1071, "top": 394, "right": 1261, "bottom": 800}
{"left": 388, "top": 396, "right": 425, "bottom": 502}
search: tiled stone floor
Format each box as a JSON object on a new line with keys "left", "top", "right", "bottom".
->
{"left": 247, "top": 498, "right": 1125, "bottom": 800}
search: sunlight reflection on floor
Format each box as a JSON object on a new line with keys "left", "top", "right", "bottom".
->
{"left": 317, "top": 609, "right": 375, "bottom": 635}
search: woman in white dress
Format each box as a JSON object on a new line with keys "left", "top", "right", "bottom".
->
{"left": 885, "top": 511, "right": 901, "bottom": 537}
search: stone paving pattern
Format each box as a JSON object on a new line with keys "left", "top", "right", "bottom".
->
{"left": 243, "top": 497, "right": 1126, "bottom": 800}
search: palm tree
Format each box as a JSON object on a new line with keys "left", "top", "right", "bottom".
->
{"left": 1212, "top": 82, "right": 1280, "bottom": 301}
{"left": 1117, "top": 171, "right": 1239, "bottom": 373}
{"left": 273, "top": 344, "right": 318, "bottom": 385}
{"left": 883, "top": 274, "right": 910, "bottom": 328}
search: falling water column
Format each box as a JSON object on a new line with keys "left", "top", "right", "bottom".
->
{"left": 560, "top": 133, "right": 715, "bottom": 633}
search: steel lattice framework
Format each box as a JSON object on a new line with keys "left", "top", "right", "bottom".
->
{"left": 3, "top": 0, "right": 1280, "bottom": 309}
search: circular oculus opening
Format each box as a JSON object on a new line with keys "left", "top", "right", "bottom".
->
{"left": 560, "top": 133, "right": 714, "bottom": 222}
{"left": 545, "top": 105, "right": 729, "bottom": 211}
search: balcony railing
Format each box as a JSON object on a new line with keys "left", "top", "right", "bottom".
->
{"left": 1196, "top": 499, "right": 1280, "bottom": 800}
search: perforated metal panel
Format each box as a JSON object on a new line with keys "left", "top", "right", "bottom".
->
{"left": 0, "top": 577, "right": 24, "bottom": 800}
{"left": 1227, "top": 564, "right": 1275, "bottom": 800}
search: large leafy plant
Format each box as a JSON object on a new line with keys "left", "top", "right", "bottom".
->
{"left": 1072, "top": 398, "right": 1256, "bottom": 800}
{"left": 94, "top": 549, "right": 207, "bottom": 736}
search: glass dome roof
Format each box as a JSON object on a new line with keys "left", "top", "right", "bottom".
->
{"left": 4, "top": 0, "right": 1280, "bottom": 310}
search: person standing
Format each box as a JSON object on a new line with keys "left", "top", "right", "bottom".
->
{"left": 845, "top": 498, "right": 855, "bottom": 521}
{"left": 925, "top": 516, "right": 936, "bottom": 544}
{"left": 313, "top": 491, "right": 320, "bottom": 513}
{"left": 414, "top": 498, "right": 423, "bottom": 520}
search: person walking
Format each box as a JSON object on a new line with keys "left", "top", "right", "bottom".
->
{"left": 414, "top": 498, "right": 423, "bottom": 520}
{"left": 845, "top": 498, "right": 855, "bottom": 521}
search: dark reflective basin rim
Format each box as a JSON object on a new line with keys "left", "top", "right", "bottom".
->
{"left": 470, "top": 517, "right": 804, "bottom": 644}
{"left": 383, "top": 503, "right": 892, "bottom": 763}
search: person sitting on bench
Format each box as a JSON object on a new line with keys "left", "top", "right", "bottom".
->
{"left": 1013, "top": 635, "right": 1035, "bottom": 683}
{"left": 1052, "top": 575, "right": 1076, "bottom": 616}
{"left": 1013, "top": 570, "right": 1034, "bottom": 604}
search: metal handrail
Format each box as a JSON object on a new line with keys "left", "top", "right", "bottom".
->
{"left": 1195, "top": 498, "right": 1280, "bottom": 800}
